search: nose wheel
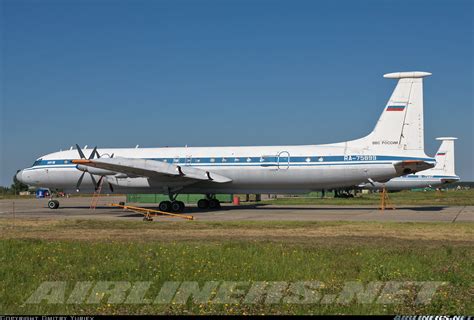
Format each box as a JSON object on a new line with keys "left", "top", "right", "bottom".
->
{"left": 48, "top": 200, "right": 60, "bottom": 209}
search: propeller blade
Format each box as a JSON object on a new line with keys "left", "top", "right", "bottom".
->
{"left": 95, "top": 176, "right": 104, "bottom": 191}
{"left": 108, "top": 182, "right": 114, "bottom": 193}
{"left": 89, "top": 173, "right": 98, "bottom": 190}
{"left": 76, "top": 172, "right": 85, "bottom": 190}
{"left": 89, "top": 146, "right": 98, "bottom": 160}
{"left": 76, "top": 144, "right": 86, "bottom": 159}
{"left": 110, "top": 153, "right": 114, "bottom": 158}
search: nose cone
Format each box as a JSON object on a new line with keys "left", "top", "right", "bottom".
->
{"left": 16, "top": 170, "right": 24, "bottom": 183}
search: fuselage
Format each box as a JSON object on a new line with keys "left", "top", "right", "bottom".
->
{"left": 17, "top": 144, "right": 435, "bottom": 195}
{"left": 360, "top": 172, "right": 460, "bottom": 191}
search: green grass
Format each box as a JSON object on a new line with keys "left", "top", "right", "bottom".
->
{"left": 259, "top": 189, "right": 474, "bottom": 206}
{"left": 1, "top": 220, "right": 473, "bottom": 315}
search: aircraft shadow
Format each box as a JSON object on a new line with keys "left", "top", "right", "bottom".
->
{"left": 54, "top": 203, "right": 447, "bottom": 215}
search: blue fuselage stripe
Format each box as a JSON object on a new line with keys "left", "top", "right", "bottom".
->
{"left": 25, "top": 155, "right": 435, "bottom": 171}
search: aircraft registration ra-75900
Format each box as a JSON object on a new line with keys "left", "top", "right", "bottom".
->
{"left": 17, "top": 71, "right": 436, "bottom": 212}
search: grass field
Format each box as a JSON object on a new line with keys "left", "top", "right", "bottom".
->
{"left": 1, "top": 219, "right": 473, "bottom": 315}
{"left": 260, "top": 189, "right": 474, "bottom": 206}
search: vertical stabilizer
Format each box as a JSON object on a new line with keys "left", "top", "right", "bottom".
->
{"left": 350, "top": 71, "right": 431, "bottom": 156}
{"left": 433, "top": 137, "right": 457, "bottom": 175}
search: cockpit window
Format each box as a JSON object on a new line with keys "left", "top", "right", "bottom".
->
{"left": 32, "top": 159, "right": 42, "bottom": 167}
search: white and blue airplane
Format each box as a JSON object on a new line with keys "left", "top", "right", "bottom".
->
{"left": 358, "top": 137, "right": 459, "bottom": 190}
{"left": 17, "top": 71, "right": 436, "bottom": 212}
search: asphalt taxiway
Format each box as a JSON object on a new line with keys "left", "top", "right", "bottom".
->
{"left": 0, "top": 196, "right": 472, "bottom": 223}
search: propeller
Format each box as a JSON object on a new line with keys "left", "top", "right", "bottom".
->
{"left": 75, "top": 144, "right": 115, "bottom": 193}
{"left": 75, "top": 144, "right": 99, "bottom": 191}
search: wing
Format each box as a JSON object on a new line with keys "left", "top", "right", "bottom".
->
{"left": 72, "top": 158, "right": 232, "bottom": 183}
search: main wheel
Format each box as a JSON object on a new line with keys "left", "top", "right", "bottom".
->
{"left": 158, "top": 201, "right": 172, "bottom": 212}
{"left": 209, "top": 199, "right": 221, "bottom": 209}
{"left": 48, "top": 200, "right": 59, "bottom": 209}
{"left": 197, "top": 199, "right": 209, "bottom": 209}
{"left": 171, "top": 201, "right": 185, "bottom": 213}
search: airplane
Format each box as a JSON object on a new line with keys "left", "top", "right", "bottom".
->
{"left": 16, "top": 71, "right": 436, "bottom": 212}
{"left": 358, "top": 137, "right": 460, "bottom": 190}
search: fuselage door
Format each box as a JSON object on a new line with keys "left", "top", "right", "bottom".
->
{"left": 277, "top": 151, "right": 290, "bottom": 170}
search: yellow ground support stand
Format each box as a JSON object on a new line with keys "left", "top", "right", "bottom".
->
{"left": 379, "top": 187, "right": 395, "bottom": 211}
{"left": 109, "top": 203, "right": 194, "bottom": 221}
{"left": 90, "top": 178, "right": 104, "bottom": 210}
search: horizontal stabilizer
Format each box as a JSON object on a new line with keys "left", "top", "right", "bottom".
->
{"left": 393, "top": 160, "right": 434, "bottom": 176}
{"left": 383, "top": 71, "right": 432, "bottom": 79}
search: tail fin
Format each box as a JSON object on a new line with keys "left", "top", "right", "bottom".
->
{"left": 350, "top": 71, "right": 432, "bottom": 156}
{"left": 433, "top": 137, "right": 457, "bottom": 175}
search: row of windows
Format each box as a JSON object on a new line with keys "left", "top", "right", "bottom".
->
{"left": 32, "top": 159, "right": 71, "bottom": 166}
{"left": 32, "top": 157, "right": 328, "bottom": 166}
{"left": 158, "top": 156, "right": 324, "bottom": 164}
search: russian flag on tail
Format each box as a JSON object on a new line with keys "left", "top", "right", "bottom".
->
{"left": 386, "top": 105, "right": 406, "bottom": 112}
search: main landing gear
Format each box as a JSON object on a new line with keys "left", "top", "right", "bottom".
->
{"left": 158, "top": 200, "right": 185, "bottom": 213}
{"left": 197, "top": 198, "right": 221, "bottom": 209}
{"left": 197, "top": 195, "right": 221, "bottom": 210}
{"left": 158, "top": 194, "right": 222, "bottom": 213}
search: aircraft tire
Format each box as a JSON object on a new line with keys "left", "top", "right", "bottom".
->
{"left": 48, "top": 200, "right": 59, "bottom": 209}
{"left": 159, "top": 201, "right": 172, "bottom": 212}
{"left": 171, "top": 201, "right": 185, "bottom": 213}
{"left": 209, "top": 199, "right": 220, "bottom": 209}
{"left": 197, "top": 199, "right": 209, "bottom": 209}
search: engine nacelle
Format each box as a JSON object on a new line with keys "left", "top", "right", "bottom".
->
{"left": 76, "top": 165, "right": 116, "bottom": 176}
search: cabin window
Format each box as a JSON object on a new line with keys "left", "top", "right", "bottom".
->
{"left": 210, "top": 158, "right": 215, "bottom": 163}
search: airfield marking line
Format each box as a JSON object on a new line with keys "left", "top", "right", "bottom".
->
{"left": 451, "top": 206, "right": 466, "bottom": 223}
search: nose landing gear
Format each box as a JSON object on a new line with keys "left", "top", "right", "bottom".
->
{"left": 48, "top": 200, "right": 60, "bottom": 209}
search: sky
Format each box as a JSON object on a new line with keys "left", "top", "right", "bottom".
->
{"left": 0, "top": 0, "right": 473, "bottom": 186}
